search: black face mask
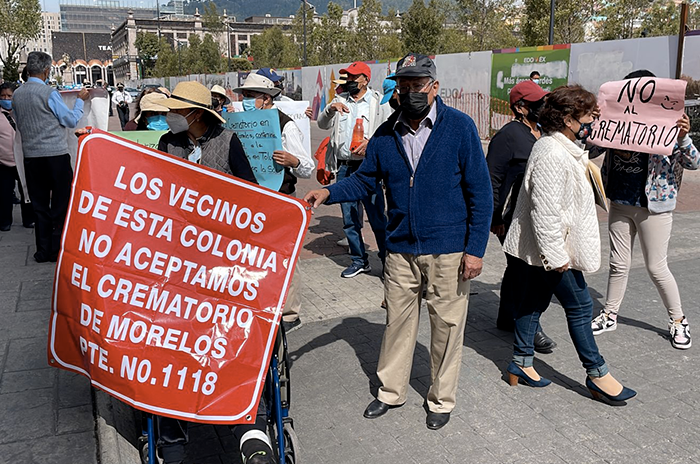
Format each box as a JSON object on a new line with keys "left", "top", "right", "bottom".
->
{"left": 400, "top": 92, "right": 431, "bottom": 120}
{"left": 574, "top": 118, "right": 593, "bottom": 141}
{"left": 526, "top": 100, "right": 544, "bottom": 123}
{"left": 389, "top": 97, "right": 400, "bottom": 110}
{"left": 344, "top": 81, "right": 361, "bottom": 96}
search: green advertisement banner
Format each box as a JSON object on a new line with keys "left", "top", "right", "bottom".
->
{"left": 110, "top": 131, "right": 167, "bottom": 150}
{"left": 490, "top": 47, "right": 571, "bottom": 109}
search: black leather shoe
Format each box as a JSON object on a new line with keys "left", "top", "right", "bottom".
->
{"left": 534, "top": 331, "right": 557, "bottom": 354}
{"left": 426, "top": 411, "right": 450, "bottom": 430}
{"left": 363, "top": 399, "right": 398, "bottom": 419}
{"left": 0, "top": 225, "right": 10, "bottom": 232}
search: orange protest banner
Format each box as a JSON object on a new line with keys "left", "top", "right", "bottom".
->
{"left": 48, "top": 129, "right": 310, "bottom": 424}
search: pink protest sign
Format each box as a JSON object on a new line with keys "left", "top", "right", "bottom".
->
{"left": 588, "top": 77, "right": 687, "bottom": 156}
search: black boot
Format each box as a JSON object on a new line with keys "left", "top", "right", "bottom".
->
{"left": 534, "top": 331, "right": 557, "bottom": 353}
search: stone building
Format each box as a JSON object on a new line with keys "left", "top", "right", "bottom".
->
{"left": 111, "top": 10, "right": 292, "bottom": 81}
{"left": 50, "top": 32, "right": 114, "bottom": 86}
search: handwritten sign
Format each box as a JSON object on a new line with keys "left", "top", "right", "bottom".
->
{"left": 589, "top": 77, "right": 687, "bottom": 156}
{"left": 48, "top": 130, "right": 310, "bottom": 423}
{"left": 223, "top": 109, "right": 283, "bottom": 191}
{"left": 111, "top": 130, "right": 167, "bottom": 149}
{"left": 232, "top": 101, "right": 312, "bottom": 158}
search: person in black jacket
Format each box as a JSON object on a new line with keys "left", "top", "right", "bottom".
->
{"left": 487, "top": 79, "right": 556, "bottom": 353}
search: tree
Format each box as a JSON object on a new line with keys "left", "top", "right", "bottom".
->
{"left": 154, "top": 38, "right": 179, "bottom": 77}
{"left": 308, "top": 2, "right": 349, "bottom": 66}
{"left": 201, "top": 34, "right": 224, "bottom": 73}
{"left": 597, "top": 0, "right": 648, "bottom": 40}
{"left": 223, "top": 57, "right": 252, "bottom": 72}
{"left": 0, "top": 0, "right": 40, "bottom": 82}
{"left": 455, "top": 0, "right": 521, "bottom": 52}
{"left": 202, "top": 2, "right": 224, "bottom": 33}
{"left": 291, "top": 1, "right": 317, "bottom": 65}
{"left": 348, "top": 0, "right": 386, "bottom": 60}
{"left": 249, "top": 26, "right": 299, "bottom": 68}
{"left": 402, "top": 0, "right": 444, "bottom": 55}
{"left": 135, "top": 32, "right": 161, "bottom": 77}
{"left": 639, "top": 1, "right": 679, "bottom": 38}
{"left": 522, "top": 0, "right": 591, "bottom": 46}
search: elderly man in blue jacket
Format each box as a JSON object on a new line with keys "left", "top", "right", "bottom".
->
{"left": 305, "top": 53, "right": 493, "bottom": 430}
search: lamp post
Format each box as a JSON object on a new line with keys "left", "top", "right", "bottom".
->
{"left": 156, "top": 0, "right": 161, "bottom": 39}
{"left": 548, "top": 0, "right": 555, "bottom": 45}
{"left": 302, "top": 0, "right": 307, "bottom": 66}
{"left": 224, "top": 11, "right": 231, "bottom": 71}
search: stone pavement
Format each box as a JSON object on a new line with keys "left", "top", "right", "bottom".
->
{"left": 1, "top": 115, "right": 700, "bottom": 463}
{"left": 0, "top": 216, "right": 97, "bottom": 464}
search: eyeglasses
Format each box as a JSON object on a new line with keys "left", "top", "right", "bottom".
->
{"left": 396, "top": 80, "right": 434, "bottom": 95}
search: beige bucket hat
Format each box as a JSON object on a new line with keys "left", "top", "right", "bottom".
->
{"left": 134, "top": 92, "right": 169, "bottom": 122}
{"left": 233, "top": 73, "right": 281, "bottom": 97}
{"left": 162, "top": 81, "right": 225, "bottom": 124}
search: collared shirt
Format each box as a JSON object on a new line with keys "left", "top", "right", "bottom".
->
{"left": 272, "top": 105, "right": 314, "bottom": 179}
{"left": 394, "top": 102, "right": 437, "bottom": 172}
{"left": 112, "top": 89, "right": 132, "bottom": 105}
{"left": 338, "top": 90, "right": 371, "bottom": 160}
{"left": 26, "top": 77, "right": 85, "bottom": 128}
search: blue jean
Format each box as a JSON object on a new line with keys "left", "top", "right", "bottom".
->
{"left": 336, "top": 162, "right": 387, "bottom": 266}
{"left": 512, "top": 261, "right": 608, "bottom": 377}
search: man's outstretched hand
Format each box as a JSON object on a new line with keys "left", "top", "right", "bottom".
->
{"left": 303, "top": 189, "right": 331, "bottom": 208}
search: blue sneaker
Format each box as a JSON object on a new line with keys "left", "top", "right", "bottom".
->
{"left": 341, "top": 262, "right": 371, "bottom": 278}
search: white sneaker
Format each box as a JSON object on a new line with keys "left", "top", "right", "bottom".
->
{"left": 669, "top": 317, "right": 691, "bottom": 350}
{"left": 337, "top": 237, "right": 349, "bottom": 247}
{"left": 591, "top": 311, "right": 617, "bottom": 335}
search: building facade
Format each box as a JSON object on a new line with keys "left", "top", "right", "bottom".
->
{"left": 51, "top": 32, "right": 113, "bottom": 86}
{"left": 60, "top": 0, "right": 157, "bottom": 33}
{"left": 111, "top": 10, "right": 291, "bottom": 81}
{"left": 24, "top": 12, "right": 61, "bottom": 55}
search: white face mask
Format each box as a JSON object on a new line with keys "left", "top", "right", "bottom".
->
{"left": 166, "top": 110, "right": 194, "bottom": 134}
{"left": 188, "top": 145, "right": 202, "bottom": 163}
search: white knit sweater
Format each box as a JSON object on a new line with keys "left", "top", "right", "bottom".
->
{"left": 503, "top": 131, "right": 601, "bottom": 273}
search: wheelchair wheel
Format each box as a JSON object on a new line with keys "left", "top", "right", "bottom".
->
{"left": 281, "top": 421, "right": 301, "bottom": 464}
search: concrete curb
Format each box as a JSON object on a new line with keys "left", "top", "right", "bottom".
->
{"left": 94, "top": 387, "right": 141, "bottom": 464}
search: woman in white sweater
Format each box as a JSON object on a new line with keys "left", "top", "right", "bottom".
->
{"left": 503, "top": 85, "right": 636, "bottom": 405}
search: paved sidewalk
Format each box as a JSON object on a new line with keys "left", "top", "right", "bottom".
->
{"left": 130, "top": 211, "right": 700, "bottom": 464}
{"left": 0, "top": 217, "right": 97, "bottom": 464}
{"left": 1, "top": 116, "right": 700, "bottom": 463}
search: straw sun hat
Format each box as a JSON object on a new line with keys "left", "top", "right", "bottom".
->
{"left": 162, "top": 81, "right": 225, "bottom": 124}
{"left": 134, "top": 92, "right": 169, "bottom": 123}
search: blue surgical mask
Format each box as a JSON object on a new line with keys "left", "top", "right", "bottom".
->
{"left": 0, "top": 100, "right": 12, "bottom": 111}
{"left": 146, "top": 114, "right": 169, "bottom": 131}
{"left": 532, "top": 79, "right": 540, "bottom": 85}
{"left": 242, "top": 97, "right": 259, "bottom": 112}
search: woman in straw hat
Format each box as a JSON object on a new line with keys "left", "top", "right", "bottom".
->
{"left": 158, "top": 80, "right": 256, "bottom": 185}
{"left": 156, "top": 81, "right": 271, "bottom": 464}
{"left": 210, "top": 84, "right": 232, "bottom": 115}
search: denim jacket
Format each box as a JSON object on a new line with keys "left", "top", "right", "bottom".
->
{"left": 592, "top": 135, "right": 700, "bottom": 213}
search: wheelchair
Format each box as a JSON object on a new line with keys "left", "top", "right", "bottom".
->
{"left": 139, "top": 323, "right": 300, "bottom": 464}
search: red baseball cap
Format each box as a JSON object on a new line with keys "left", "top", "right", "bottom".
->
{"left": 340, "top": 62, "right": 371, "bottom": 80}
{"left": 509, "top": 80, "right": 548, "bottom": 105}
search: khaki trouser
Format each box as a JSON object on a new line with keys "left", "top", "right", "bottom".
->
{"left": 282, "top": 264, "right": 302, "bottom": 322}
{"left": 376, "top": 252, "right": 470, "bottom": 413}
{"left": 604, "top": 202, "right": 683, "bottom": 320}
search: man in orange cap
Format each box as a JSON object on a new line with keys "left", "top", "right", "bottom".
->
{"left": 317, "top": 61, "right": 391, "bottom": 278}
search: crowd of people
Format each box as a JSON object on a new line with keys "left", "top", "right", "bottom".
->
{"left": 1, "top": 50, "right": 698, "bottom": 463}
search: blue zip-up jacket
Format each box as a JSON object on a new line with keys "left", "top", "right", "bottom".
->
{"left": 326, "top": 97, "right": 493, "bottom": 258}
